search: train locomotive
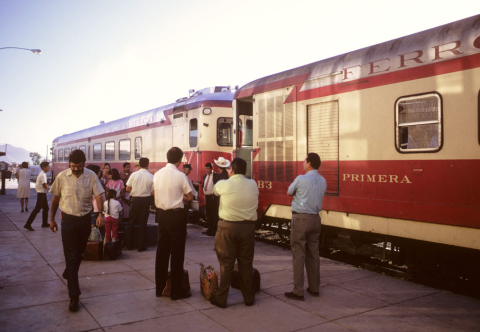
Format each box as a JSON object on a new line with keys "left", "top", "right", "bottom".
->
{"left": 52, "top": 86, "right": 237, "bottom": 209}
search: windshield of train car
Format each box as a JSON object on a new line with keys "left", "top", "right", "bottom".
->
{"left": 217, "top": 117, "right": 234, "bottom": 146}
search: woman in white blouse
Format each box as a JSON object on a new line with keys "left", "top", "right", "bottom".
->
{"left": 16, "top": 161, "right": 32, "bottom": 212}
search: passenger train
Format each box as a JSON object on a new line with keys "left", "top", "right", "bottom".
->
{"left": 232, "top": 15, "right": 480, "bottom": 277}
{"left": 52, "top": 86, "right": 239, "bottom": 207}
{"left": 52, "top": 15, "right": 479, "bottom": 279}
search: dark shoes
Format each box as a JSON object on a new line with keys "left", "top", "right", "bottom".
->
{"left": 25, "top": 207, "right": 28, "bottom": 212}
{"left": 122, "top": 246, "right": 132, "bottom": 251}
{"left": 245, "top": 300, "right": 254, "bottom": 306}
{"left": 41, "top": 224, "right": 50, "bottom": 228}
{"left": 24, "top": 225, "right": 34, "bottom": 231}
{"left": 284, "top": 292, "right": 304, "bottom": 301}
{"left": 209, "top": 298, "right": 226, "bottom": 309}
{"left": 69, "top": 296, "right": 79, "bottom": 312}
{"left": 171, "top": 291, "right": 191, "bottom": 301}
{"left": 201, "top": 231, "right": 209, "bottom": 235}
{"left": 307, "top": 288, "right": 320, "bottom": 297}
{"left": 137, "top": 247, "right": 146, "bottom": 252}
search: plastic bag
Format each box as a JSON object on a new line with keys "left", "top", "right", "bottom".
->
{"left": 88, "top": 227, "right": 103, "bottom": 242}
{"left": 200, "top": 263, "right": 218, "bottom": 300}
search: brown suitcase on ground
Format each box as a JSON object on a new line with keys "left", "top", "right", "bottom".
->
{"left": 83, "top": 241, "right": 103, "bottom": 261}
{"left": 162, "top": 270, "right": 190, "bottom": 297}
{"left": 231, "top": 264, "right": 261, "bottom": 292}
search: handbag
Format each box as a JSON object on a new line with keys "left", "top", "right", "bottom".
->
{"left": 162, "top": 270, "right": 190, "bottom": 297}
{"left": 88, "top": 227, "right": 103, "bottom": 242}
{"left": 200, "top": 263, "right": 218, "bottom": 300}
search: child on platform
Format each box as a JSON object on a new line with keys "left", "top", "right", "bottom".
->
{"left": 104, "top": 189, "right": 122, "bottom": 243}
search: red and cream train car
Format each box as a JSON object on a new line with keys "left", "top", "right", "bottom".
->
{"left": 233, "top": 15, "right": 480, "bottom": 275}
{"left": 52, "top": 86, "right": 236, "bottom": 206}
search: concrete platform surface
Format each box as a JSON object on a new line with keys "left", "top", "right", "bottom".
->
{"left": 1, "top": 183, "right": 479, "bottom": 332}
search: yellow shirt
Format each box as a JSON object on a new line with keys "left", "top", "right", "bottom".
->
{"left": 49, "top": 168, "right": 105, "bottom": 216}
{"left": 214, "top": 174, "right": 259, "bottom": 221}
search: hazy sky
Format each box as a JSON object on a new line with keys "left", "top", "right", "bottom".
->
{"left": 1, "top": 0, "right": 478, "bottom": 158}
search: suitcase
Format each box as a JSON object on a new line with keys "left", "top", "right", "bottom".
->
{"left": 231, "top": 264, "right": 261, "bottom": 293}
{"left": 121, "top": 222, "right": 158, "bottom": 248}
{"left": 104, "top": 240, "right": 122, "bottom": 260}
{"left": 83, "top": 241, "right": 103, "bottom": 261}
{"left": 162, "top": 270, "right": 191, "bottom": 297}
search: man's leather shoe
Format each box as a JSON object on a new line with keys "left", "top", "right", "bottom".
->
{"left": 307, "top": 288, "right": 320, "bottom": 297}
{"left": 41, "top": 224, "right": 49, "bottom": 228}
{"left": 69, "top": 296, "right": 79, "bottom": 312}
{"left": 171, "top": 291, "right": 191, "bottom": 300}
{"left": 210, "top": 298, "right": 226, "bottom": 308}
{"left": 137, "top": 247, "right": 146, "bottom": 252}
{"left": 24, "top": 225, "right": 34, "bottom": 231}
{"left": 245, "top": 301, "right": 254, "bottom": 306}
{"left": 201, "top": 231, "right": 209, "bottom": 235}
{"left": 284, "top": 292, "right": 304, "bottom": 301}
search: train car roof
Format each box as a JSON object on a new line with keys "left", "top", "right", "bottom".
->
{"left": 53, "top": 87, "right": 234, "bottom": 144}
{"left": 235, "top": 14, "right": 480, "bottom": 100}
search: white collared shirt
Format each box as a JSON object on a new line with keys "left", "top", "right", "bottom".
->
{"left": 35, "top": 170, "right": 48, "bottom": 193}
{"left": 185, "top": 174, "right": 198, "bottom": 197}
{"left": 49, "top": 168, "right": 105, "bottom": 216}
{"left": 126, "top": 168, "right": 154, "bottom": 197}
{"left": 153, "top": 163, "right": 191, "bottom": 210}
{"left": 203, "top": 173, "right": 214, "bottom": 195}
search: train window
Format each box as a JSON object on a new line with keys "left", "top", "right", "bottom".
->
{"left": 93, "top": 143, "right": 102, "bottom": 161}
{"left": 119, "top": 139, "right": 131, "bottom": 160}
{"left": 217, "top": 117, "right": 234, "bottom": 146}
{"left": 395, "top": 93, "right": 442, "bottom": 153}
{"left": 238, "top": 116, "right": 254, "bottom": 146}
{"left": 71, "top": 146, "right": 77, "bottom": 151}
{"left": 58, "top": 149, "right": 63, "bottom": 162}
{"left": 64, "top": 148, "right": 70, "bottom": 161}
{"left": 105, "top": 141, "right": 115, "bottom": 160}
{"left": 87, "top": 146, "right": 90, "bottom": 161}
{"left": 135, "top": 137, "right": 142, "bottom": 159}
{"left": 189, "top": 119, "right": 198, "bottom": 147}
{"left": 79, "top": 146, "right": 86, "bottom": 155}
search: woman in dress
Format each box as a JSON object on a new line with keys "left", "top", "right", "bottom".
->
{"left": 101, "top": 163, "right": 112, "bottom": 186}
{"left": 16, "top": 161, "right": 32, "bottom": 212}
{"left": 105, "top": 168, "right": 128, "bottom": 221}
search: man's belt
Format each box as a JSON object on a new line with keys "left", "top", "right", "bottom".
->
{"left": 219, "top": 219, "right": 255, "bottom": 225}
{"left": 292, "top": 211, "right": 319, "bottom": 216}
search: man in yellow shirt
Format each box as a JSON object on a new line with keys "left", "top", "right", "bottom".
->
{"left": 210, "top": 158, "right": 259, "bottom": 309}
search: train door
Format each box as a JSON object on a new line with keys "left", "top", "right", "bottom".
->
{"left": 172, "top": 112, "right": 185, "bottom": 151}
{"left": 307, "top": 100, "right": 339, "bottom": 194}
{"left": 234, "top": 100, "right": 254, "bottom": 178}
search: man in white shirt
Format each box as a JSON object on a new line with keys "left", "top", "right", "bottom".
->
{"left": 24, "top": 161, "right": 51, "bottom": 231}
{"left": 202, "top": 163, "right": 219, "bottom": 236}
{"left": 182, "top": 164, "right": 197, "bottom": 222}
{"left": 209, "top": 158, "right": 259, "bottom": 309}
{"left": 153, "top": 147, "right": 193, "bottom": 300}
{"left": 49, "top": 150, "right": 105, "bottom": 312}
{"left": 125, "top": 157, "right": 154, "bottom": 252}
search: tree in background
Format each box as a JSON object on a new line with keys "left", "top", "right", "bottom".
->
{"left": 30, "top": 152, "right": 42, "bottom": 166}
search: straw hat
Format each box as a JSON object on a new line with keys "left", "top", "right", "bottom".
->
{"left": 214, "top": 157, "right": 231, "bottom": 168}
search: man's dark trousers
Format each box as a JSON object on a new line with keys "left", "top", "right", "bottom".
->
{"left": 25, "top": 192, "right": 49, "bottom": 227}
{"left": 155, "top": 208, "right": 187, "bottom": 297}
{"left": 205, "top": 194, "right": 216, "bottom": 235}
{"left": 61, "top": 213, "right": 91, "bottom": 298}
{"left": 126, "top": 196, "right": 151, "bottom": 250}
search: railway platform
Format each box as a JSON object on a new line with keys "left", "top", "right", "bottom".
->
{"left": 1, "top": 182, "right": 479, "bottom": 332}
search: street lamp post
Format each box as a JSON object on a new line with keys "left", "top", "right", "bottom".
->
{"left": 0, "top": 47, "right": 42, "bottom": 54}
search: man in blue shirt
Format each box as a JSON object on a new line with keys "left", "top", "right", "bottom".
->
{"left": 285, "top": 153, "right": 327, "bottom": 301}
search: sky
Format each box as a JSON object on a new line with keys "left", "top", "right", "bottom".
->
{"left": 1, "top": 0, "right": 479, "bottom": 160}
